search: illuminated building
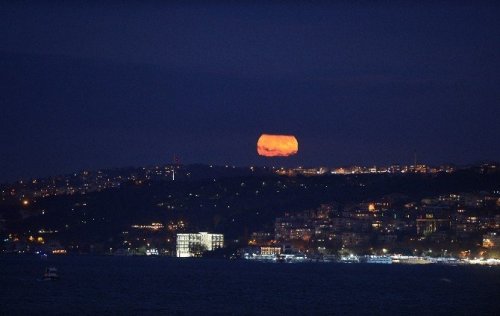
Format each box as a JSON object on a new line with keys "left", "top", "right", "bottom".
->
{"left": 176, "top": 232, "right": 224, "bottom": 257}
{"left": 416, "top": 217, "right": 450, "bottom": 236}
{"left": 289, "top": 228, "right": 313, "bottom": 241}
{"left": 249, "top": 232, "right": 272, "bottom": 245}
{"left": 483, "top": 232, "right": 500, "bottom": 249}
{"left": 260, "top": 246, "right": 281, "bottom": 256}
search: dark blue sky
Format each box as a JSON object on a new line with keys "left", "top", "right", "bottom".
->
{"left": 1, "top": 2, "right": 499, "bottom": 181}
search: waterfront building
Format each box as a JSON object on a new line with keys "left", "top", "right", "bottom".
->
{"left": 483, "top": 232, "right": 500, "bottom": 249}
{"left": 176, "top": 232, "right": 224, "bottom": 257}
{"left": 260, "top": 246, "right": 281, "bottom": 256}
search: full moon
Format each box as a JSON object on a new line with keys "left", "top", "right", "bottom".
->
{"left": 257, "top": 134, "right": 298, "bottom": 157}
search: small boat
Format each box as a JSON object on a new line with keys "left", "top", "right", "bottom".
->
{"left": 40, "top": 267, "right": 59, "bottom": 281}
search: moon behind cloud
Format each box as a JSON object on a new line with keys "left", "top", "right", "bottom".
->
{"left": 257, "top": 134, "right": 298, "bottom": 157}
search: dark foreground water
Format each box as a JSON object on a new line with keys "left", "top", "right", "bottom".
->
{"left": 1, "top": 255, "right": 499, "bottom": 315}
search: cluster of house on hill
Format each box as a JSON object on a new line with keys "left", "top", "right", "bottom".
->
{"left": 244, "top": 191, "right": 500, "bottom": 259}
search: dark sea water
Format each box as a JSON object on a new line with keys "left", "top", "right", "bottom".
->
{"left": 1, "top": 255, "right": 499, "bottom": 315}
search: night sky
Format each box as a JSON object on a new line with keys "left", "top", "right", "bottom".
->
{"left": 1, "top": 2, "right": 499, "bottom": 182}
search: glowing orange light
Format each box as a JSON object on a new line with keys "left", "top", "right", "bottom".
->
{"left": 257, "top": 134, "right": 298, "bottom": 157}
{"left": 368, "top": 204, "right": 376, "bottom": 212}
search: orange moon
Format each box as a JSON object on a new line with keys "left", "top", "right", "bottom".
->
{"left": 257, "top": 134, "right": 298, "bottom": 157}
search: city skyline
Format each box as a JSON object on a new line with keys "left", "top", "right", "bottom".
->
{"left": 3, "top": 161, "right": 499, "bottom": 263}
{"left": 0, "top": 158, "right": 484, "bottom": 185}
{"left": 1, "top": 2, "right": 499, "bottom": 314}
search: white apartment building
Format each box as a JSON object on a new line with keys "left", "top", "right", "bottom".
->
{"left": 176, "top": 232, "right": 224, "bottom": 257}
